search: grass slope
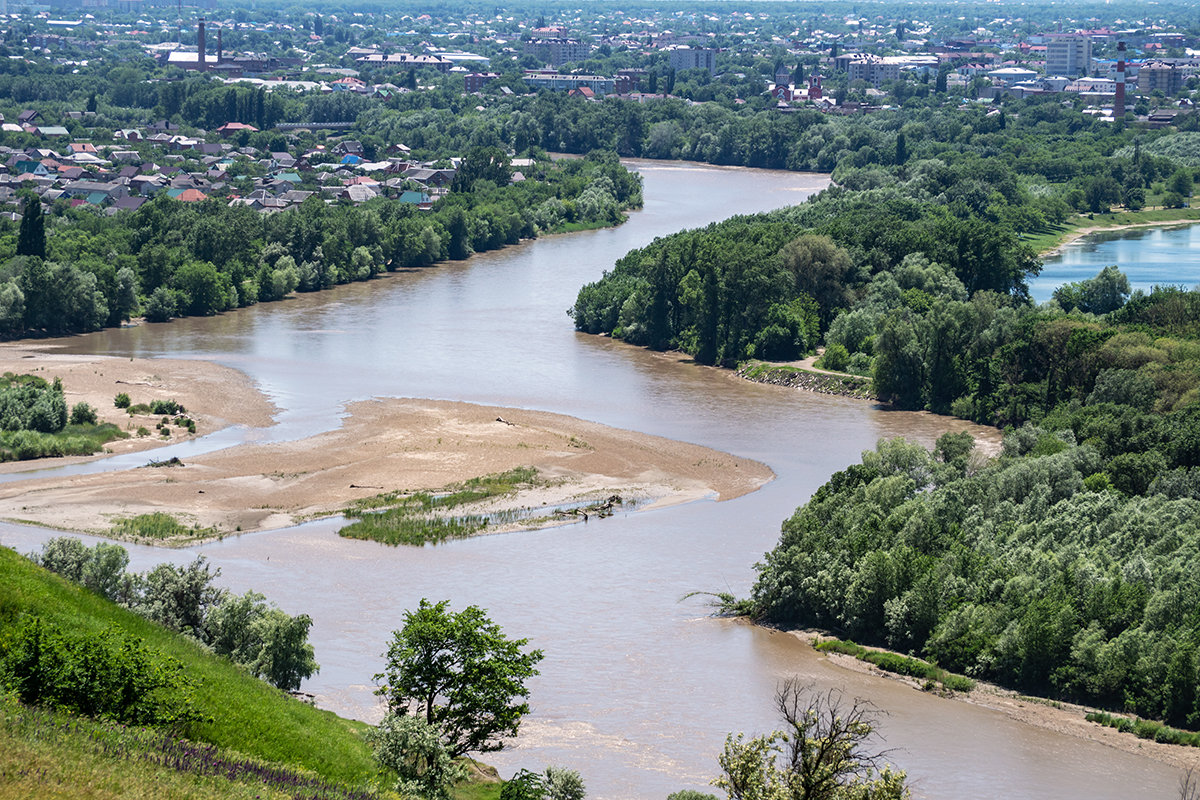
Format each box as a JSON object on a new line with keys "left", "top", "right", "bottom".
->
{"left": 0, "top": 696, "right": 372, "bottom": 800}
{"left": 0, "top": 545, "right": 378, "bottom": 788}
{"left": 1023, "top": 207, "right": 1200, "bottom": 255}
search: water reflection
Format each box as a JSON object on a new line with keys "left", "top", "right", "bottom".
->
{"left": 1032, "top": 223, "right": 1200, "bottom": 302}
{"left": 4, "top": 162, "right": 1184, "bottom": 799}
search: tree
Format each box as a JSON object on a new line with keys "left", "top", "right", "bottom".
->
{"left": 135, "top": 557, "right": 226, "bottom": 636}
{"left": 16, "top": 193, "right": 45, "bottom": 259}
{"left": 544, "top": 766, "right": 586, "bottom": 800}
{"left": 247, "top": 609, "right": 319, "bottom": 691}
{"left": 368, "top": 713, "right": 465, "bottom": 800}
{"left": 1052, "top": 266, "right": 1130, "bottom": 315}
{"left": 205, "top": 590, "right": 319, "bottom": 691}
{"left": 501, "top": 770, "right": 546, "bottom": 800}
{"left": 375, "top": 599, "right": 544, "bottom": 757}
{"left": 715, "top": 679, "right": 909, "bottom": 800}
{"left": 774, "top": 235, "right": 855, "bottom": 330}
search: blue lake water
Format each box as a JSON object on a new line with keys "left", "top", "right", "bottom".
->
{"left": 1031, "top": 223, "right": 1200, "bottom": 302}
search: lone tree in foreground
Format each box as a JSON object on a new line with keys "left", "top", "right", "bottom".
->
{"left": 375, "top": 599, "right": 543, "bottom": 757}
{"left": 715, "top": 678, "right": 910, "bottom": 800}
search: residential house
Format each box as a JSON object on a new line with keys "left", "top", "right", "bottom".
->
{"left": 216, "top": 122, "right": 258, "bottom": 137}
{"left": 59, "top": 180, "right": 129, "bottom": 201}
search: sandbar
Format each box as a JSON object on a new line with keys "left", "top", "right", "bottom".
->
{"left": 0, "top": 347, "right": 772, "bottom": 540}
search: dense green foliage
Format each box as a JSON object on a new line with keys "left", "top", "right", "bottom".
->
{"left": 1, "top": 616, "right": 201, "bottom": 726}
{"left": 0, "top": 545, "right": 378, "bottom": 785}
{"left": 375, "top": 599, "right": 544, "bottom": 758}
{"left": 33, "top": 538, "right": 318, "bottom": 693}
{"left": 868, "top": 282, "right": 1200, "bottom": 422}
{"left": 0, "top": 153, "right": 639, "bottom": 337}
{"left": 752, "top": 412, "right": 1200, "bottom": 727}
{"left": 570, "top": 94, "right": 1200, "bottom": 366}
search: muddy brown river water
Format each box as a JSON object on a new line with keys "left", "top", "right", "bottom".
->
{"left": 0, "top": 161, "right": 1181, "bottom": 799}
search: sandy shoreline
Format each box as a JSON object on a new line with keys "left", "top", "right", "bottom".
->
{"left": 794, "top": 630, "right": 1200, "bottom": 773}
{"left": 1039, "top": 217, "right": 1200, "bottom": 258}
{"left": 0, "top": 347, "right": 772, "bottom": 540}
{"left": 0, "top": 343, "right": 277, "bottom": 473}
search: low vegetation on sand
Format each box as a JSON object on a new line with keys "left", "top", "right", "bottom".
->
{"left": 110, "top": 511, "right": 220, "bottom": 543}
{"left": 1086, "top": 711, "right": 1200, "bottom": 748}
{"left": 0, "top": 373, "right": 126, "bottom": 461}
{"left": 339, "top": 467, "right": 541, "bottom": 545}
{"left": 815, "top": 638, "right": 975, "bottom": 693}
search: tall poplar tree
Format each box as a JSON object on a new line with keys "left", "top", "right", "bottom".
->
{"left": 16, "top": 193, "right": 45, "bottom": 259}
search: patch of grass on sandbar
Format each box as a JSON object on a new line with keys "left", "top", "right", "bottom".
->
{"left": 339, "top": 467, "right": 540, "bottom": 546}
{"left": 111, "top": 512, "right": 218, "bottom": 542}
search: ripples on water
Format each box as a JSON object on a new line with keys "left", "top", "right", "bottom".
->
{"left": 0, "top": 162, "right": 1183, "bottom": 800}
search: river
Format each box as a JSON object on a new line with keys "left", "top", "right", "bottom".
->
{"left": 0, "top": 161, "right": 1183, "bottom": 799}
{"left": 1032, "top": 222, "right": 1200, "bottom": 303}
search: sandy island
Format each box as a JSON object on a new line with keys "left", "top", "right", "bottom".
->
{"left": 0, "top": 346, "right": 772, "bottom": 540}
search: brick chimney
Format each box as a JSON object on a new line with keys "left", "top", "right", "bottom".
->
{"left": 197, "top": 18, "right": 206, "bottom": 71}
{"left": 1114, "top": 40, "right": 1126, "bottom": 118}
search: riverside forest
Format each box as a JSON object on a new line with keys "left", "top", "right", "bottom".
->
{"left": 2, "top": 1, "right": 1200, "bottom": 799}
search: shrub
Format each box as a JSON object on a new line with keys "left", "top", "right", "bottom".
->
{"left": 69, "top": 402, "right": 97, "bottom": 426}
{"left": 113, "top": 392, "right": 131, "bottom": 409}
{"left": 819, "top": 343, "right": 850, "bottom": 372}
{"left": 367, "top": 714, "right": 464, "bottom": 800}
{"left": 0, "top": 615, "right": 201, "bottom": 726}
{"left": 150, "top": 400, "right": 186, "bottom": 416}
{"left": 544, "top": 766, "right": 586, "bottom": 800}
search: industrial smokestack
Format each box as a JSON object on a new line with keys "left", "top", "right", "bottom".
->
{"left": 197, "top": 18, "right": 206, "bottom": 71}
{"left": 217, "top": 26, "right": 222, "bottom": 63}
{"left": 1115, "top": 40, "right": 1126, "bottom": 118}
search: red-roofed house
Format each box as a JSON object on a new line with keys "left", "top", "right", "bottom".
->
{"left": 216, "top": 122, "right": 259, "bottom": 137}
{"left": 174, "top": 188, "right": 210, "bottom": 202}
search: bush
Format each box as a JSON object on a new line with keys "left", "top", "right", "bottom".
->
{"left": 0, "top": 615, "right": 201, "bottom": 726}
{"left": 69, "top": 402, "right": 97, "bottom": 426}
{"left": 150, "top": 400, "right": 186, "bottom": 415}
{"left": 819, "top": 343, "right": 850, "bottom": 372}
{"left": 113, "top": 392, "right": 131, "bottom": 409}
{"left": 544, "top": 766, "right": 586, "bottom": 800}
{"left": 367, "top": 714, "right": 465, "bottom": 800}
{"left": 143, "top": 286, "right": 178, "bottom": 323}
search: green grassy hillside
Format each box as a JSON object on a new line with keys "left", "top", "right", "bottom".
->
{"left": 0, "top": 544, "right": 378, "bottom": 788}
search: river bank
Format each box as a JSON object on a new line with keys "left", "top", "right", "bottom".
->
{"left": 793, "top": 628, "right": 1200, "bottom": 774}
{"left": 0, "top": 342, "right": 278, "bottom": 470}
{"left": 0, "top": 347, "right": 772, "bottom": 541}
{"left": 736, "top": 360, "right": 874, "bottom": 399}
{"left": 1032, "top": 209, "right": 1200, "bottom": 258}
